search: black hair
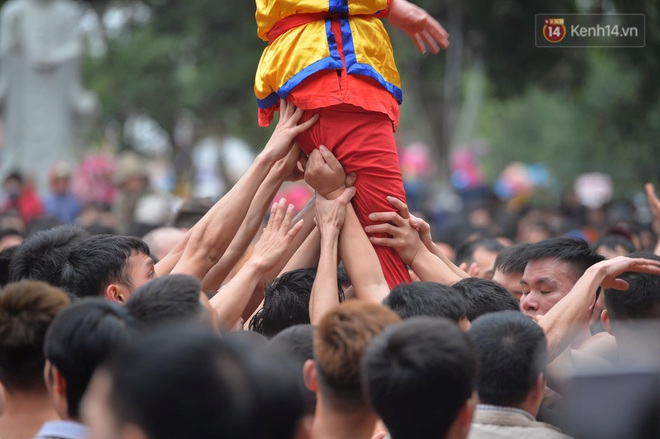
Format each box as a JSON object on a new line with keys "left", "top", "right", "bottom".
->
{"left": 0, "top": 245, "right": 20, "bottom": 287}
{"left": 363, "top": 317, "right": 477, "bottom": 439}
{"left": 451, "top": 277, "right": 521, "bottom": 321}
{"left": 592, "top": 234, "right": 635, "bottom": 256}
{"left": 604, "top": 252, "right": 660, "bottom": 321}
{"left": 384, "top": 282, "right": 468, "bottom": 323}
{"left": 469, "top": 310, "right": 548, "bottom": 407}
{"left": 268, "top": 324, "right": 316, "bottom": 414}
{"left": 493, "top": 242, "right": 532, "bottom": 274}
{"left": 126, "top": 274, "right": 205, "bottom": 329}
{"left": 44, "top": 298, "right": 132, "bottom": 419}
{"left": 229, "top": 334, "right": 310, "bottom": 438}
{"left": 455, "top": 237, "right": 505, "bottom": 267}
{"left": 105, "top": 323, "right": 251, "bottom": 439}
{"left": 60, "top": 234, "right": 150, "bottom": 299}
{"left": 249, "top": 268, "right": 343, "bottom": 338}
{"left": 525, "top": 237, "right": 604, "bottom": 278}
{"left": 9, "top": 225, "right": 88, "bottom": 290}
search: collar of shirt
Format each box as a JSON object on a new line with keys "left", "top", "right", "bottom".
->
{"left": 476, "top": 404, "right": 536, "bottom": 422}
{"left": 35, "top": 420, "right": 89, "bottom": 439}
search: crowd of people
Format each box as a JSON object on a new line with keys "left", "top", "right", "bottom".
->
{"left": 0, "top": 101, "right": 659, "bottom": 439}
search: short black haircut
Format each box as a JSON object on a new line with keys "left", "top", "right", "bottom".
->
{"left": 268, "top": 324, "right": 315, "bottom": 366}
{"left": 493, "top": 242, "right": 532, "bottom": 274}
{"left": 469, "top": 310, "right": 548, "bottom": 407}
{"left": 60, "top": 234, "right": 150, "bottom": 299}
{"left": 126, "top": 274, "right": 205, "bottom": 329}
{"left": 250, "top": 268, "right": 343, "bottom": 338}
{"left": 0, "top": 281, "right": 69, "bottom": 391}
{"left": 451, "top": 277, "right": 520, "bottom": 320}
{"left": 0, "top": 245, "right": 20, "bottom": 287}
{"left": 105, "top": 323, "right": 251, "bottom": 438}
{"left": 455, "top": 237, "right": 505, "bottom": 266}
{"left": 9, "top": 225, "right": 88, "bottom": 290}
{"left": 384, "top": 282, "right": 468, "bottom": 323}
{"left": 44, "top": 298, "right": 132, "bottom": 419}
{"left": 604, "top": 252, "right": 660, "bottom": 321}
{"left": 593, "top": 234, "right": 635, "bottom": 255}
{"left": 524, "top": 237, "right": 604, "bottom": 278}
{"left": 363, "top": 317, "right": 477, "bottom": 439}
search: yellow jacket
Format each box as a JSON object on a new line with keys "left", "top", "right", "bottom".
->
{"left": 254, "top": 0, "right": 402, "bottom": 109}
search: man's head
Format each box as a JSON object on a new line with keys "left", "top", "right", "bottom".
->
{"left": 44, "top": 298, "right": 133, "bottom": 420}
{"left": 363, "top": 317, "right": 477, "bottom": 439}
{"left": 250, "top": 268, "right": 341, "bottom": 338}
{"left": 384, "top": 282, "right": 469, "bottom": 330}
{"left": 82, "top": 324, "right": 250, "bottom": 439}
{"left": 0, "top": 228, "right": 24, "bottom": 251}
{"left": 455, "top": 237, "right": 505, "bottom": 279}
{"left": 125, "top": 274, "right": 209, "bottom": 329}
{"left": 603, "top": 252, "right": 660, "bottom": 325}
{"left": 520, "top": 238, "right": 604, "bottom": 318}
{"left": 468, "top": 311, "right": 548, "bottom": 416}
{"left": 0, "top": 281, "right": 69, "bottom": 394}
{"left": 9, "top": 225, "right": 88, "bottom": 291}
{"left": 305, "top": 301, "right": 400, "bottom": 412}
{"left": 451, "top": 277, "right": 520, "bottom": 321}
{"left": 61, "top": 234, "right": 153, "bottom": 302}
{"left": 492, "top": 242, "right": 532, "bottom": 301}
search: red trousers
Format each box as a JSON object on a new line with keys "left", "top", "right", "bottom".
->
{"left": 296, "top": 104, "right": 411, "bottom": 290}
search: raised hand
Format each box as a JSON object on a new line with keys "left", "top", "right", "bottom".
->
{"left": 273, "top": 144, "right": 306, "bottom": 182}
{"left": 593, "top": 256, "right": 660, "bottom": 291}
{"left": 263, "top": 100, "right": 319, "bottom": 162}
{"left": 387, "top": 0, "right": 449, "bottom": 54}
{"left": 249, "top": 198, "right": 304, "bottom": 272}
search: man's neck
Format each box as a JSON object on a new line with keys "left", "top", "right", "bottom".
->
{"left": 0, "top": 389, "right": 59, "bottom": 439}
{"left": 311, "top": 397, "right": 378, "bottom": 439}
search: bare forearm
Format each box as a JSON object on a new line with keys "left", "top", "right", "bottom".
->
{"left": 539, "top": 266, "right": 602, "bottom": 360}
{"left": 340, "top": 204, "right": 389, "bottom": 303}
{"left": 172, "top": 153, "right": 276, "bottom": 278}
{"left": 410, "top": 247, "right": 464, "bottom": 285}
{"left": 210, "top": 261, "right": 266, "bottom": 329}
{"left": 201, "top": 169, "right": 286, "bottom": 290}
{"left": 310, "top": 232, "right": 341, "bottom": 324}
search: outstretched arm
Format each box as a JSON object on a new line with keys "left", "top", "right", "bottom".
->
{"left": 538, "top": 256, "right": 660, "bottom": 361}
{"left": 160, "top": 101, "right": 317, "bottom": 279}
{"left": 387, "top": 0, "right": 449, "bottom": 54}
{"left": 209, "top": 199, "right": 304, "bottom": 329}
{"left": 310, "top": 187, "right": 356, "bottom": 324}
{"left": 304, "top": 146, "right": 390, "bottom": 303}
{"left": 200, "top": 146, "right": 306, "bottom": 291}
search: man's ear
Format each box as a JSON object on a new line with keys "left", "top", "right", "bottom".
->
{"left": 447, "top": 391, "right": 477, "bottom": 439}
{"left": 303, "top": 359, "right": 318, "bottom": 393}
{"left": 51, "top": 364, "right": 68, "bottom": 397}
{"left": 105, "top": 284, "right": 125, "bottom": 304}
{"left": 601, "top": 309, "right": 613, "bottom": 335}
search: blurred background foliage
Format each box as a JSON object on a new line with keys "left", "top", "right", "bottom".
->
{"left": 2, "top": 0, "right": 657, "bottom": 197}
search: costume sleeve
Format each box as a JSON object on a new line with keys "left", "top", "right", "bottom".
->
{"left": 348, "top": 0, "right": 390, "bottom": 15}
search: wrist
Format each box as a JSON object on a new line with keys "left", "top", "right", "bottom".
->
{"left": 322, "top": 186, "right": 346, "bottom": 200}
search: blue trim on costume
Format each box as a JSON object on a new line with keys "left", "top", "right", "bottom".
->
{"left": 325, "top": 18, "right": 341, "bottom": 62}
{"left": 329, "top": 0, "right": 349, "bottom": 15}
{"left": 257, "top": 92, "right": 281, "bottom": 109}
{"left": 278, "top": 56, "right": 343, "bottom": 98}
{"left": 339, "top": 17, "right": 403, "bottom": 103}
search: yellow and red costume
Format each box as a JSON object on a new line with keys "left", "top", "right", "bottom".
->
{"left": 255, "top": 0, "right": 411, "bottom": 288}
